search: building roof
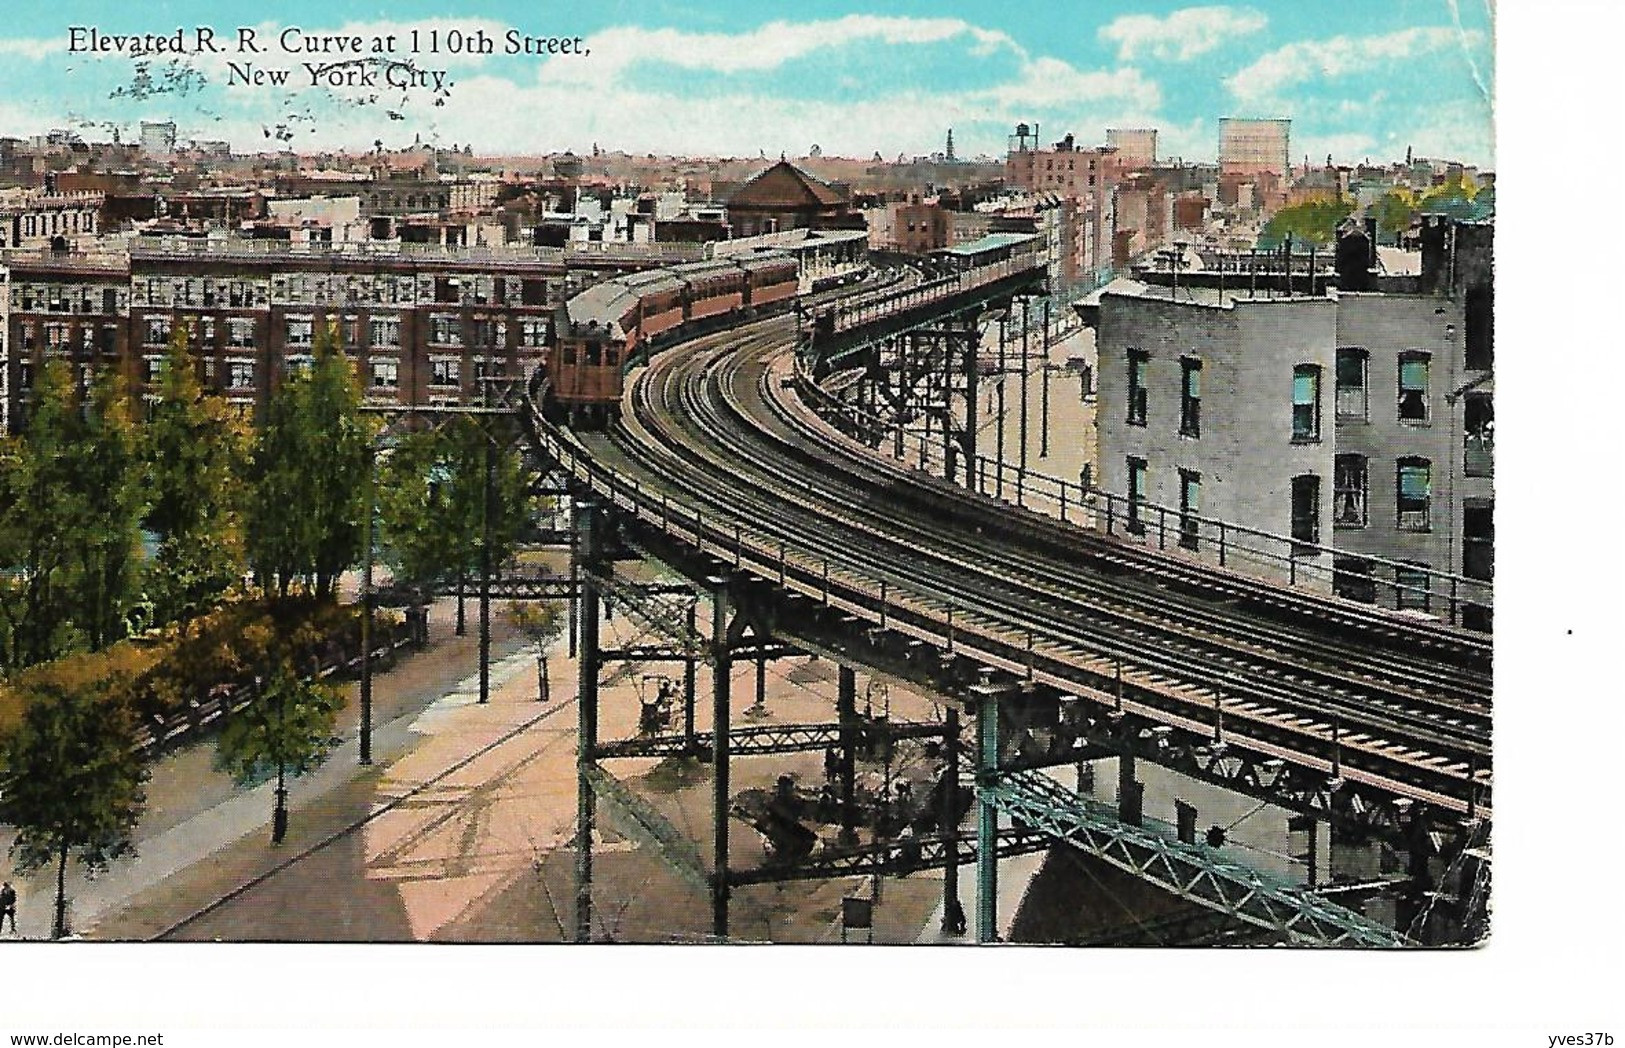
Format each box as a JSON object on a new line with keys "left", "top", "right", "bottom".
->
{"left": 937, "top": 232, "right": 1037, "bottom": 258}
{"left": 726, "top": 160, "right": 845, "bottom": 211}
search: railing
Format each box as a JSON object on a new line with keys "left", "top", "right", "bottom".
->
{"left": 132, "top": 619, "right": 417, "bottom": 753}
{"left": 795, "top": 362, "right": 1493, "bottom": 628}
{"left": 823, "top": 249, "right": 1044, "bottom": 336}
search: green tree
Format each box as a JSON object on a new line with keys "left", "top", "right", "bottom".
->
{"left": 377, "top": 417, "right": 533, "bottom": 633}
{"left": 214, "top": 657, "right": 343, "bottom": 845}
{"left": 247, "top": 323, "right": 375, "bottom": 601}
{"left": 1372, "top": 188, "right": 1416, "bottom": 242}
{"left": 0, "top": 361, "right": 145, "bottom": 668}
{"left": 1258, "top": 197, "right": 1355, "bottom": 249}
{"left": 62, "top": 368, "right": 148, "bottom": 651}
{"left": 509, "top": 599, "right": 564, "bottom": 702}
{"left": 142, "top": 327, "right": 252, "bottom": 627}
{"left": 0, "top": 676, "right": 149, "bottom": 938}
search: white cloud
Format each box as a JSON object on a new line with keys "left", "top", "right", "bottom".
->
{"left": 1099, "top": 7, "right": 1267, "bottom": 62}
{"left": 542, "top": 16, "right": 1023, "bottom": 85}
{"left": 0, "top": 36, "right": 59, "bottom": 61}
{"left": 1225, "top": 27, "right": 1483, "bottom": 105}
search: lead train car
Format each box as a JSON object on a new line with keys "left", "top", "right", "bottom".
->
{"left": 547, "top": 252, "right": 799, "bottom": 425}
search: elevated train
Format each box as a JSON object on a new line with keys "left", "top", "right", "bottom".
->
{"left": 546, "top": 252, "right": 799, "bottom": 423}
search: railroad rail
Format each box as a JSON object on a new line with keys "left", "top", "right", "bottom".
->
{"left": 522, "top": 302, "right": 1491, "bottom": 822}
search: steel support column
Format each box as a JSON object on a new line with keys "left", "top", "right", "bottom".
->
{"left": 838, "top": 665, "right": 858, "bottom": 846}
{"left": 976, "top": 695, "right": 1000, "bottom": 943}
{"left": 709, "top": 576, "right": 732, "bottom": 939}
{"left": 941, "top": 705, "right": 965, "bottom": 936}
{"left": 573, "top": 501, "right": 600, "bottom": 944}
{"left": 683, "top": 602, "right": 698, "bottom": 750}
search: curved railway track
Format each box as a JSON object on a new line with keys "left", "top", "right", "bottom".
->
{"left": 528, "top": 303, "right": 1492, "bottom": 820}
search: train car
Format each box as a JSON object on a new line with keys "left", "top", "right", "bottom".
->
{"left": 546, "top": 251, "right": 799, "bottom": 424}
{"left": 674, "top": 258, "right": 748, "bottom": 322}
{"left": 735, "top": 254, "right": 800, "bottom": 312}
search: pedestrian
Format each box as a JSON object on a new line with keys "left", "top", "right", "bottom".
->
{"left": 0, "top": 881, "right": 17, "bottom": 935}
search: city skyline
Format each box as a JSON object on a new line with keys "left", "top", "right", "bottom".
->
{"left": 1, "top": 1, "right": 1494, "bottom": 167}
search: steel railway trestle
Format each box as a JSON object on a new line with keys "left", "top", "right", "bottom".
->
{"left": 521, "top": 265, "right": 1491, "bottom": 946}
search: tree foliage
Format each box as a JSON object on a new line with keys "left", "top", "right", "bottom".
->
{"left": 0, "top": 674, "right": 149, "bottom": 936}
{"left": 246, "top": 323, "right": 376, "bottom": 601}
{"left": 1258, "top": 197, "right": 1355, "bottom": 249}
{"left": 142, "top": 327, "right": 252, "bottom": 626}
{"left": 0, "top": 360, "right": 148, "bottom": 671}
{"left": 377, "top": 416, "right": 533, "bottom": 596}
{"left": 213, "top": 658, "right": 344, "bottom": 789}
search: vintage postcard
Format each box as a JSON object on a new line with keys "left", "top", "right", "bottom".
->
{"left": 0, "top": 0, "right": 1569, "bottom": 1039}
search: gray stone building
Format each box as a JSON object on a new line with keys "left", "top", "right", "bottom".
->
{"left": 1088, "top": 216, "right": 1492, "bottom": 629}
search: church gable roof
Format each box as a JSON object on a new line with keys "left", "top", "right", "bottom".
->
{"left": 726, "top": 160, "right": 845, "bottom": 210}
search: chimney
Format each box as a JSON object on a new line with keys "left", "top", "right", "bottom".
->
{"left": 1365, "top": 214, "right": 1378, "bottom": 265}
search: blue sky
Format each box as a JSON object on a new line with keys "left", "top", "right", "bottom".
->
{"left": 0, "top": 0, "right": 1494, "bottom": 165}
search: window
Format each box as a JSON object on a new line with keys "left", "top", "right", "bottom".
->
{"left": 227, "top": 360, "right": 255, "bottom": 389}
{"left": 1335, "top": 348, "right": 1367, "bottom": 421}
{"left": 1465, "top": 285, "right": 1492, "bottom": 371}
{"left": 286, "top": 319, "right": 314, "bottom": 346}
{"left": 146, "top": 316, "right": 171, "bottom": 346}
{"left": 18, "top": 360, "right": 33, "bottom": 390}
{"left": 431, "top": 359, "right": 461, "bottom": 387}
{"left": 1464, "top": 393, "right": 1493, "bottom": 477}
{"left": 1333, "top": 557, "right": 1376, "bottom": 604}
{"left": 370, "top": 317, "right": 401, "bottom": 347}
{"left": 370, "top": 361, "right": 399, "bottom": 389}
{"left": 284, "top": 354, "right": 314, "bottom": 378}
{"left": 1398, "top": 353, "right": 1429, "bottom": 422}
{"left": 1397, "top": 457, "right": 1432, "bottom": 531}
{"left": 144, "top": 356, "right": 165, "bottom": 382}
{"left": 227, "top": 318, "right": 255, "bottom": 348}
{"left": 1178, "top": 470, "right": 1200, "bottom": 550}
{"left": 1291, "top": 365, "right": 1321, "bottom": 441}
{"left": 1333, "top": 454, "right": 1367, "bottom": 528}
{"left": 519, "top": 320, "right": 547, "bottom": 348}
{"left": 1395, "top": 562, "right": 1431, "bottom": 612}
{"left": 430, "top": 315, "right": 461, "bottom": 345}
{"left": 1126, "top": 456, "right": 1148, "bottom": 535}
{"left": 1179, "top": 358, "right": 1201, "bottom": 437}
{"left": 1463, "top": 501, "right": 1493, "bottom": 582}
{"left": 1127, "top": 350, "right": 1148, "bottom": 426}
{"left": 1290, "top": 474, "right": 1320, "bottom": 546}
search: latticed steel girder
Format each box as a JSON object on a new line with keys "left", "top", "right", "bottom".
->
{"left": 592, "top": 571, "right": 706, "bottom": 655}
{"left": 595, "top": 718, "right": 950, "bottom": 760}
{"left": 982, "top": 770, "right": 1409, "bottom": 948}
{"left": 728, "top": 826, "right": 1050, "bottom": 886}
{"left": 582, "top": 764, "right": 709, "bottom": 892}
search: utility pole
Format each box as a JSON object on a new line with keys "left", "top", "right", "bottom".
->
{"left": 360, "top": 440, "right": 375, "bottom": 765}
{"left": 1019, "top": 296, "right": 1030, "bottom": 472}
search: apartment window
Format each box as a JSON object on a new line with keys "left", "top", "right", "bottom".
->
{"left": 1178, "top": 470, "right": 1200, "bottom": 550}
{"left": 1395, "top": 562, "right": 1431, "bottom": 612}
{"left": 1398, "top": 353, "right": 1430, "bottom": 422}
{"left": 429, "top": 315, "right": 462, "bottom": 346}
{"left": 146, "top": 316, "right": 171, "bottom": 346}
{"left": 144, "top": 356, "right": 165, "bottom": 383}
{"left": 1333, "top": 454, "right": 1368, "bottom": 528}
{"left": 284, "top": 354, "right": 314, "bottom": 378}
{"left": 1463, "top": 501, "right": 1493, "bottom": 582}
{"left": 18, "top": 360, "right": 33, "bottom": 390}
{"left": 1333, "top": 556, "right": 1376, "bottom": 604}
{"left": 1126, "top": 456, "right": 1148, "bottom": 535}
{"left": 286, "top": 319, "right": 315, "bottom": 347}
{"left": 1179, "top": 358, "right": 1201, "bottom": 437}
{"left": 1290, "top": 474, "right": 1320, "bottom": 546}
{"left": 1397, "top": 457, "right": 1432, "bottom": 531}
{"left": 1464, "top": 393, "right": 1493, "bottom": 477}
{"left": 1465, "top": 285, "right": 1493, "bottom": 371}
{"left": 431, "top": 359, "right": 461, "bottom": 387}
{"left": 370, "top": 360, "right": 400, "bottom": 389}
{"left": 198, "top": 317, "right": 216, "bottom": 344}
{"left": 227, "top": 318, "right": 255, "bottom": 348}
{"left": 1126, "top": 350, "right": 1148, "bottom": 426}
{"left": 370, "top": 317, "right": 402, "bottom": 347}
{"left": 1291, "top": 365, "right": 1321, "bottom": 442}
{"left": 1335, "top": 347, "right": 1368, "bottom": 421}
{"left": 227, "top": 360, "right": 255, "bottom": 390}
{"left": 519, "top": 319, "right": 547, "bottom": 348}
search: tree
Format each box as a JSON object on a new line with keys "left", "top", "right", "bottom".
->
{"left": 377, "top": 416, "right": 533, "bottom": 633}
{"left": 247, "top": 323, "right": 375, "bottom": 601}
{"left": 214, "top": 658, "right": 343, "bottom": 845}
{"left": 142, "top": 327, "right": 252, "bottom": 627}
{"left": 0, "top": 676, "right": 149, "bottom": 938}
{"left": 1372, "top": 188, "right": 1416, "bottom": 243}
{"left": 61, "top": 368, "right": 148, "bottom": 651}
{"left": 1258, "top": 197, "right": 1355, "bottom": 249}
{"left": 0, "top": 361, "right": 146, "bottom": 668}
{"left": 509, "top": 599, "right": 564, "bottom": 702}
